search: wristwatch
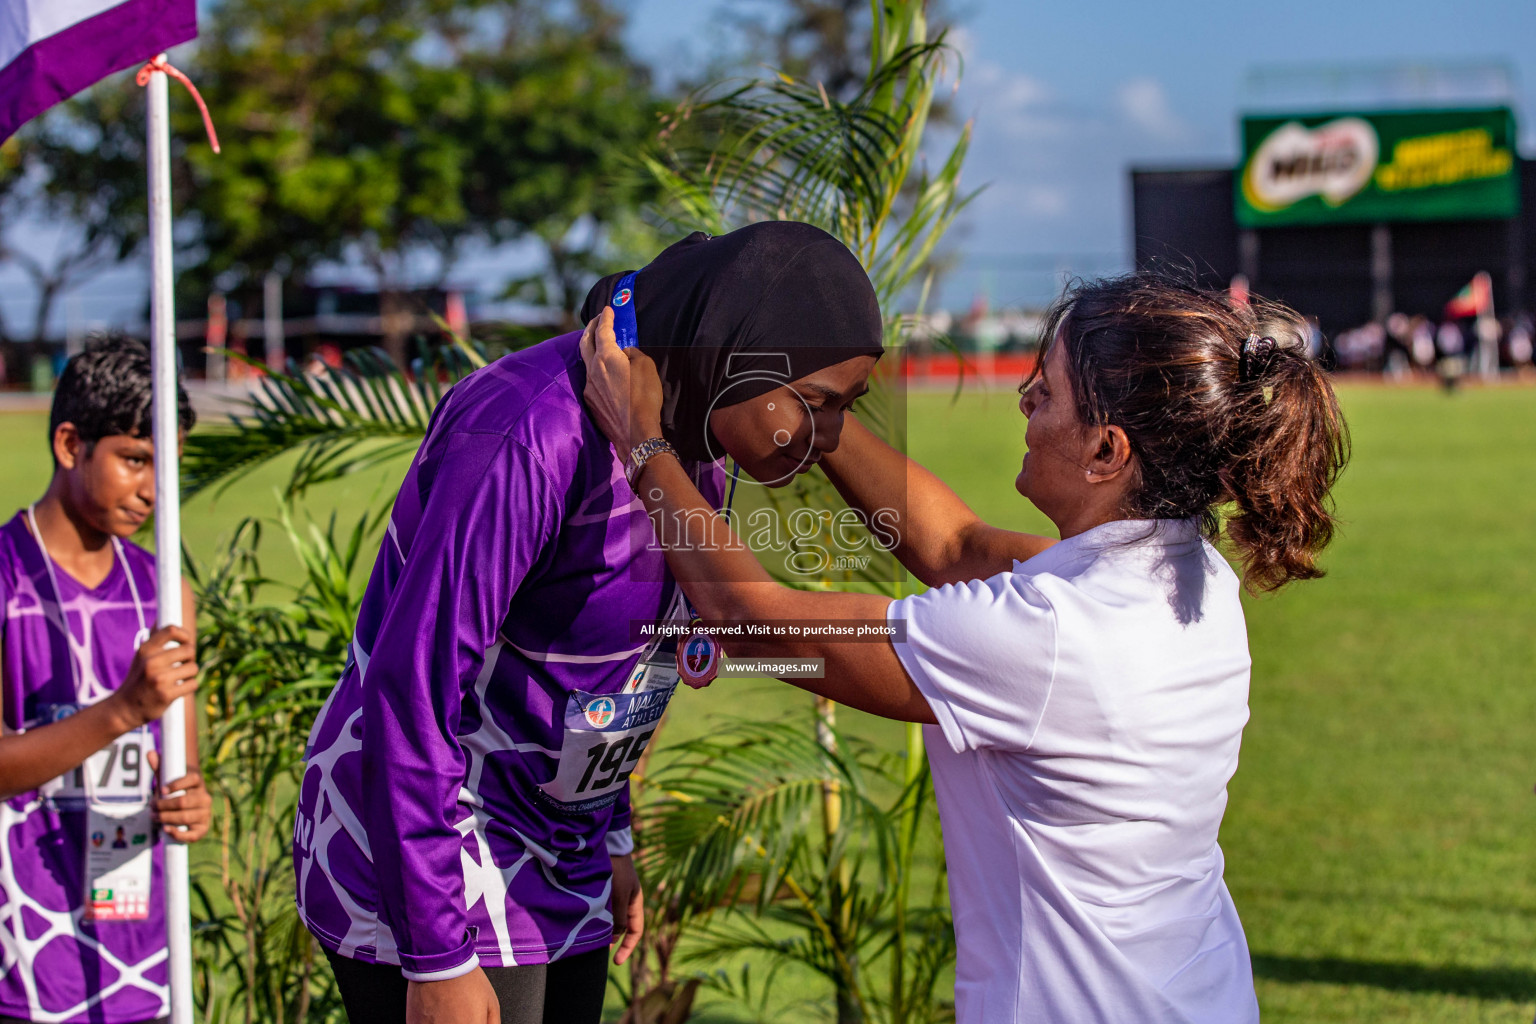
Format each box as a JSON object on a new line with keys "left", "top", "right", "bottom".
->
{"left": 625, "top": 437, "right": 678, "bottom": 490}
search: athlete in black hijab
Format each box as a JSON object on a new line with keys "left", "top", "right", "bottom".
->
{"left": 579, "top": 221, "right": 884, "bottom": 480}
{"left": 301, "top": 221, "right": 886, "bottom": 1024}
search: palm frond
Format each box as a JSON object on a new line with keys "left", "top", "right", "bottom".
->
{"left": 871, "top": 118, "right": 981, "bottom": 305}
{"left": 655, "top": 43, "right": 939, "bottom": 240}
{"left": 650, "top": 32, "right": 973, "bottom": 317}
{"left": 637, "top": 721, "right": 897, "bottom": 920}
{"left": 188, "top": 500, "right": 361, "bottom": 1024}
{"left": 637, "top": 152, "right": 729, "bottom": 237}
{"left": 183, "top": 344, "right": 481, "bottom": 502}
{"left": 696, "top": 961, "right": 827, "bottom": 1024}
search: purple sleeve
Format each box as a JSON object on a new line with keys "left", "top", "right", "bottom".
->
{"left": 361, "top": 432, "right": 560, "bottom": 978}
{"left": 611, "top": 783, "right": 632, "bottom": 833}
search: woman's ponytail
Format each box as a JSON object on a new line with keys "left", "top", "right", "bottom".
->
{"left": 1220, "top": 332, "right": 1350, "bottom": 592}
{"left": 1041, "top": 274, "right": 1350, "bottom": 593}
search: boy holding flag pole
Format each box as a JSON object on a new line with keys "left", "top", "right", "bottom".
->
{"left": 2, "top": 4, "right": 218, "bottom": 1021}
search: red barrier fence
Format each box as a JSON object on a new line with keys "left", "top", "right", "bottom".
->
{"left": 902, "top": 351, "right": 1038, "bottom": 384}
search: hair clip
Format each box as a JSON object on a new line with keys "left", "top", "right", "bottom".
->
{"left": 1239, "top": 334, "right": 1278, "bottom": 383}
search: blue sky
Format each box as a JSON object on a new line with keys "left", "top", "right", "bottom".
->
{"left": 625, "top": 0, "right": 1536, "bottom": 306}
{"left": 5, "top": 0, "right": 1536, "bottom": 333}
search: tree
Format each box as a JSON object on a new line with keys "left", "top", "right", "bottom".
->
{"left": 726, "top": 0, "right": 882, "bottom": 101}
{"left": 0, "top": 142, "right": 19, "bottom": 346}
{"left": 181, "top": 0, "right": 664, "bottom": 361}
{"left": 719, "top": 0, "right": 956, "bottom": 111}
{"left": 0, "top": 80, "right": 150, "bottom": 348}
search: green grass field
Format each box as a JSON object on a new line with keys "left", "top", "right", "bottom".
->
{"left": 2, "top": 381, "right": 1532, "bottom": 1022}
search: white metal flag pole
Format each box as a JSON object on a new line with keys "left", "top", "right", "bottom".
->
{"left": 145, "top": 54, "right": 195, "bottom": 1024}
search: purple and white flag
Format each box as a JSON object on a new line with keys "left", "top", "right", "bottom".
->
{"left": 0, "top": 0, "right": 196, "bottom": 144}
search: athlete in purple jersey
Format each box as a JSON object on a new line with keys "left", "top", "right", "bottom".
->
{"left": 293, "top": 222, "right": 886, "bottom": 1024}
{"left": 0, "top": 338, "right": 210, "bottom": 1024}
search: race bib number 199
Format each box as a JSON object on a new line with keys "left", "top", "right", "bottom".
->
{"left": 537, "top": 661, "right": 677, "bottom": 814}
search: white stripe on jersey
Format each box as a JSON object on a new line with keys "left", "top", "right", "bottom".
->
{"left": 502, "top": 637, "right": 647, "bottom": 665}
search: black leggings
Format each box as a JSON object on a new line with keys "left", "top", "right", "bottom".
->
{"left": 326, "top": 947, "right": 608, "bottom": 1024}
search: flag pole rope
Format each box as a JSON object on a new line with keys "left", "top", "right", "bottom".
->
{"left": 136, "top": 55, "right": 220, "bottom": 153}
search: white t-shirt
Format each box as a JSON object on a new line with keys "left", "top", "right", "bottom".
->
{"left": 889, "top": 518, "right": 1259, "bottom": 1024}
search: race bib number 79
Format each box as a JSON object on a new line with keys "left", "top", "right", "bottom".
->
{"left": 39, "top": 704, "right": 152, "bottom": 807}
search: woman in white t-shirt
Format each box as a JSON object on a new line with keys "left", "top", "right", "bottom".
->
{"left": 580, "top": 272, "right": 1349, "bottom": 1023}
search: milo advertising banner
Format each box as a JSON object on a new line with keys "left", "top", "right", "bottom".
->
{"left": 1237, "top": 108, "right": 1519, "bottom": 227}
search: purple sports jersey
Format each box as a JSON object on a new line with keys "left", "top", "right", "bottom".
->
{"left": 293, "top": 333, "right": 724, "bottom": 978}
{"left": 0, "top": 513, "right": 167, "bottom": 1023}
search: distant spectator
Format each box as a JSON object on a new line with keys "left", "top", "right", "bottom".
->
{"left": 1436, "top": 321, "right": 1468, "bottom": 392}
{"left": 1474, "top": 316, "right": 1501, "bottom": 378}
{"left": 1304, "top": 316, "right": 1324, "bottom": 360}
{"left": 1384, "top": 313, "right": 1412, "bottom": 380}
{"left": 1437, "top": 320, "right": 1465, "bottom": 357}
{"left": 1508, "top": 317, "right": 1533, "bottom": 367}
{"left": 1411, "top": 318, "right": 1437, "bottom": 368}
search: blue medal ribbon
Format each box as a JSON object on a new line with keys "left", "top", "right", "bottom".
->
{"left": 610, "top": 271, "right": 639, "bottom": 350}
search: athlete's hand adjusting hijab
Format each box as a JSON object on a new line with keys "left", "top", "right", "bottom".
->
{"left": 579, "top": 221, "right": 885, "bottom": 462}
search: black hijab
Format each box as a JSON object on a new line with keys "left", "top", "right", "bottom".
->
{"left": 578, "top": 221, "right": 884, "bottom": 461}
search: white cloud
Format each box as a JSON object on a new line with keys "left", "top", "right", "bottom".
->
{"left": 965, "top": 59, "right": 1064, "bottom": 141}
{"left": 945, "top": 25, "right": 979, "bottom": 63}
{"left": 1114, "top": 77, "right": 1191, "bottom": 142}
{"left": 986, "top": 180, "right": 1071, "bottom": 219}
{"left": 932, "top": 59, "right": 1203, "bottom": 302}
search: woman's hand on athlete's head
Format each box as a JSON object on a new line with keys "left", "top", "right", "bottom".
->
{"left": 581, "top": 307, "right": 665, "bottom": 452}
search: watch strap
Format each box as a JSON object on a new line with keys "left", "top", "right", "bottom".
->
{"left": 625, "top": 437, "right": 678, "bottom": 489}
